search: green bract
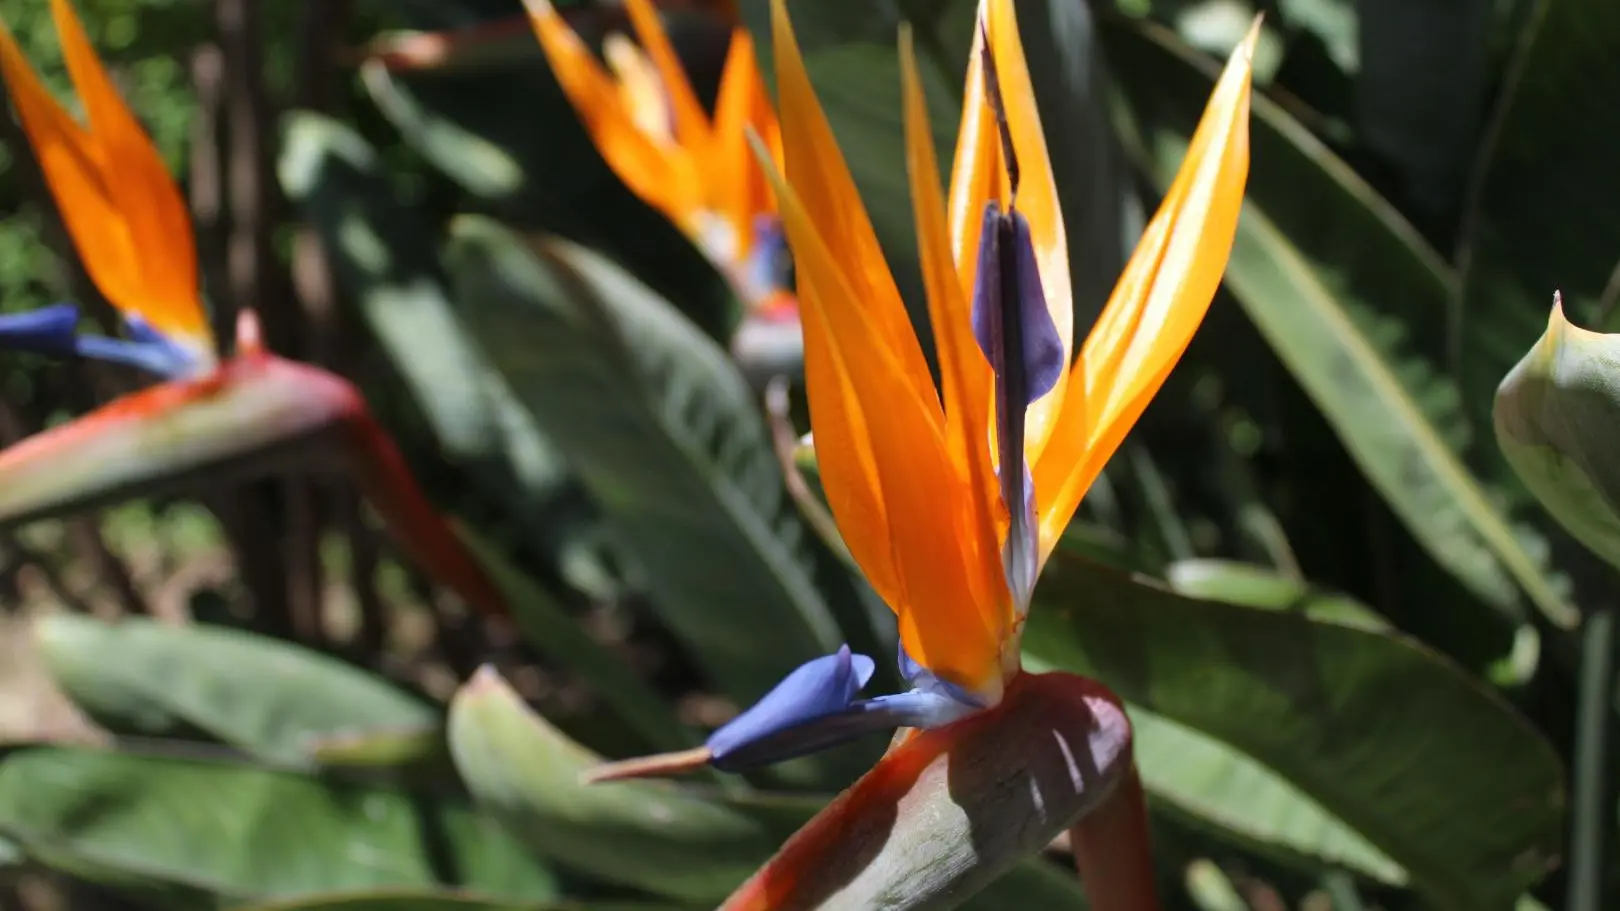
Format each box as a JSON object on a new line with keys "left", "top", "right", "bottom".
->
{"left": 1496, "top": 300, "right": 1620, "bottom": 572}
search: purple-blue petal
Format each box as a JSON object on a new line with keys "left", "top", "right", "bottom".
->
{"left": 706, "top": 645, "right": 875, "bottom": 763}
{"left": 744, "top": 214, "right": 793, "bottom": 301}
{"left": 115, "top": 315, "right": 206, "bottom": 378}
{"left": 0, "top": 304, "right": 85, "bottom": 358}
{"left": 707, "top": 685, "right": 979, "bottom": 772}
{"left": 0, "top": 306, "right": 201, "bottom": 379}
{"left": 970, "top": 202, "right": 1061, "bottom": 609}
{"left": 73, "top": 334, "right": 198, "bottom": 378}
{"left": 704, "top": 645, "right": 994, "bottom": 772}
{"left": 970, "top": 203, "right": 1064, "bottom": 411}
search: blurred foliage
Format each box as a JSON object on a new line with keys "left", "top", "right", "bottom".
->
{"left": 0, "top": 0, "right": 1613, "bottom": 909}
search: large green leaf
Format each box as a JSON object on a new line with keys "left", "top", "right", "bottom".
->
{"left": 1024, "top": 554, "right": 1564, "bottom": 909}
{"left": 1164, "top": 558, "right": 1388, "bottom": 630}
{"left": 1101, "top": 15, "right": 1577, "bottom": 631}
{"left": 447, "top": 666, "right": 1090, "bottom": 910}
{"left": 35, "top": 615, "right": 437, "bottom": 768}
{"left": 448, "top": 666, "right": 803, "bottom": 903}
{"left": 233, "top": 890, "right": 676, "bottom": 911}
{"left": 1455, "top": 0, "right": 1620, "bottom": 429}
{"left": 456, "top": 525, "right": 694, "bottom": 756}
{"left": 1023, "top": 559, "right": 1405, "bottom": 887}
{"left": 1123, "top": 705, "right": 1404, "bottom": 885}
{"left": 446, "top": 217, "right": 846, "bottom": 706}
{"left": 0, "top": 747, "right": 555, "bottom": 904}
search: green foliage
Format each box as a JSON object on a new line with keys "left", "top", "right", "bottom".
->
{"left": 0, "top": 0, "right": 1616, "bottom": 909}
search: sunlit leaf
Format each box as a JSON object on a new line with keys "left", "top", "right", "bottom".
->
{"left": 0, "top": 747, "right": 556, "bottom": 904}
{"left": 36, "top": 614, "right": 436, "bottom": 769}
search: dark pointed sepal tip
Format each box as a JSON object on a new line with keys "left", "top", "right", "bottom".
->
{"left": 580, "top": 746, "right": 715, "bottom": 784}
{"left": 717, "top": 671, "right": 1134, "bottom": 911}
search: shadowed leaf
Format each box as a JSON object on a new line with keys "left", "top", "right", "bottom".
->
{"left": 1025, "top": 554, "right": 1564, "bottom": 908}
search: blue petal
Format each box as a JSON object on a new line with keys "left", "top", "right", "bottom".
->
{"left": 704, "top": 645, "right": 992, "bottom": 772}
{"left": 709, "top": 688, "right": 979, "bottom": 771}
{"left": 970, "top": 204, "right": 1064, "bottom": 410}
{"left": 115, "top": 315, "right": 206, "bottom": 378}
{"left": 0, "top": 304, "right": 85, "bottom": 358}
{"left": 743, "top": 214, "right": 793, "bottom": 302}
{"left": 970, "top": 202, "right": 1061, "bottom": 609}
{"left": 0, "top": 305, "right": 201, "bottom": 379}
{"left": 706, "top": 645, "right": 875, "bottom": 764}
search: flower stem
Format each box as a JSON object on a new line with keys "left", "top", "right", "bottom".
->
{"left": 1070, "top": 762, "right": 1161, "bottom": 911}
{"left": 1568, "top": 605, "right": 1617, "bottom": 911}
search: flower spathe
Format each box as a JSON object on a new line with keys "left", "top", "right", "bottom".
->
{"left": 524, "top": 0, "right": 793, "bottom": 315}
{"left": 0, "top": 0, "right": 508, "bottom": 620}
{"left": 586, "top": 0, "right": 1256, "bottom": 783}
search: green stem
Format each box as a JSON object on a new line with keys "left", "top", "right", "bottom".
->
{"left": 1568, "top": 606, "right": 1617, "bottom": 911}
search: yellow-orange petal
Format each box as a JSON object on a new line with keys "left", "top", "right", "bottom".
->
{"left": 51, "top": 0, "right": 211, "bottom": 355}
{"left": 710, "top": 29, "right": 779, "bottom": 259}
{"left": 621, "top": 0, "right": 711, "bottom": 150}
{"left": 754, "top": 132, "right": 1003, "bottom": 697}
{"left": 1033, "top": 20, "right": 1258, "bottom": 563}
{"left": 0, "top": 17, "right": 127, "bottom": 298}
{"left": 603, "top": 34, "right": 675, "bottom": 144}
{"left": 947, "top": 0, "right": 1071, "bottom": 467}
{"left": 525, "top": 0, "right": 702, "bottom": 229}
{"left": 768, "top": 0, "right": 938, "bottom": 423}
{"left": 899, "top": 25, "right": 1006, "bottom": 644}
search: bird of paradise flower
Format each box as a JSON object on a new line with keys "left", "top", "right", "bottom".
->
{"left": 587, "top": 0, "right": 1255, "bottom": 790}
{"left": 525, "top": 0, "right": 795, "bottom": 323}
{"left": 0, "top": 0, "right": 505, "bottom": 619}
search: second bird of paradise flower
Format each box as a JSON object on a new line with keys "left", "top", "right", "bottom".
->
{"left": 526, "top": 0, "right": 795, "bottom": 320}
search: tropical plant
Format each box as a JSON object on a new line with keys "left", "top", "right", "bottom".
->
{"left": 0, "top": 0, "right": 1603, "bottom": 909}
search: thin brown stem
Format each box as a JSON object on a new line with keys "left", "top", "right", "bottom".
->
{"left": 215, "top": 0, "right": 328, "bottom": 644}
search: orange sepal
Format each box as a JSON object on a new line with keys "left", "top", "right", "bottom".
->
{"left": 763, "top": 1, "right": 1001, "bottom": 697}
{"left": 524, "top": 0, "right": 703, "bottom": 230}
{"left": 899, "top": 26, "right": 1009, "bottom": 660}
{"left": 768, "top": 0, "right": 936, "bottom": 420}
{"left": 710, "top": 28, "right": 781, "bottom": 260}
{"left": 621, "top": 0, "right": 710, "bottom": 153}
{"left": 0, "top": 1, "right": 214, "bottom": 360}
{"left": 1033, "top": 21, "right": 1258, "bottom": 563}
{"left": 947, "top": 0, "right": 1072, "bottom": 467}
